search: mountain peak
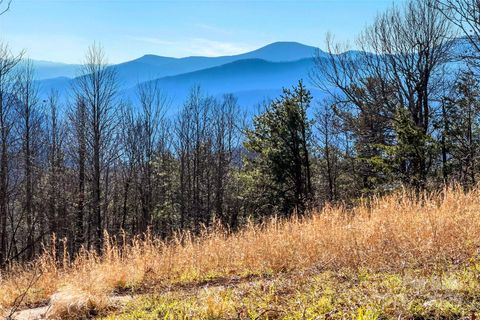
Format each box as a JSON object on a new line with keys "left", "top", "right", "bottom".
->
{"left": 263, "top": 41, "right": 314, "bottom": 48}
{"left": 241, "top": 41, "right": 321, "bottom": 62}
{"left": 130, "top": 54, "right": 178, "bottom": 66}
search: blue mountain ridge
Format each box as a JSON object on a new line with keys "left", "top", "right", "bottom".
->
{"left": 111, "top": 41, "right": 322, "bottom": 87}
{"left": 118, "top": 57, "right": 324, "bottom": 114}
{"left": 35, "top": 42, "right": 325, "bottom": 111}
{"left": 33, "top": 38, "right": 470, "bottom": 114}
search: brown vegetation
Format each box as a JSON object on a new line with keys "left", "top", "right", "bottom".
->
{"left": 1, "top": 186, "right": 480, "bottom": 318}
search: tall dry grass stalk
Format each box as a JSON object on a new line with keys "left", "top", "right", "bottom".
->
{"left": 1, "top": 186, "right": 480, "bottom": 315}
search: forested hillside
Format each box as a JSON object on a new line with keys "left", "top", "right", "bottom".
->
{"left": 2, "top": 0, "right": 480, "bottom": 318}
{"left": 0, "top": 0, "right": 479, "bottom": 267}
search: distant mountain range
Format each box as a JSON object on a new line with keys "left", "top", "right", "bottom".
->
{"left": 28, "top": 60, "right": 80, "bottom": 80}
{"left": 117, "top": 41, "right": 322, "bottom": 86}
{"left": 123, "top": 57, "right": 321, "bottom": 108}
{"left": 32, "top": 42, "right": 325, "bottom": 112}
{"left": 31, "top": 39, "right": 470, "bottom": 114}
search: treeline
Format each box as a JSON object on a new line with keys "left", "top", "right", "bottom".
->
{"left": 313, "top": 0, "right": 480, "bottom": 197}
{"left": 0, "top": 0, "right": 479, "bottom": 264}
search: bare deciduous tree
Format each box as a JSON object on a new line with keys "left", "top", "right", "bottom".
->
{"left": 315, "top": 100, "right": 341, "bottom": 203}
{"left": 313, "top": 0, "right": 453, "bottom": 189}
{"left": 136, "top": 81, "right": 168, "bottom": 232}
{"left": 68, "top": 96, "right": 88, "bottom": 253}
{"left": 73, "top": 44, "right": 119, "bottom": 252}
{"left": 16, "top": 60, "right": 44, "bottom": 259}
{"left": 211, "top": 94, "right": 243, "bottom": 226}
{"left": 0, "top": 43, "right": 22, "bottom": 266}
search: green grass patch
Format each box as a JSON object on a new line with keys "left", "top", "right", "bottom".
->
{"left": 103, "top": 264, "right": 480, "bottom": 319}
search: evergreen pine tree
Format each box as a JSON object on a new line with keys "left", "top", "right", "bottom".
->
{"left": 244, "top": 81, "right": 313, "bottom": 216}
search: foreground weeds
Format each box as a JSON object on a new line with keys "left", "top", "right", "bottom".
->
{"left": 2, "top": 187, "right": 480, "bottom": 318}
{"left": 105, "top": 264, "right": 480, "bottom": 319}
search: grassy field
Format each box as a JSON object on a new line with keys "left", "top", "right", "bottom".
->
{"left": 103, "top": 266, "right": 480, "bottom": 320}
{"left": 1, "top": 187, "right": 480, "bottom": 319}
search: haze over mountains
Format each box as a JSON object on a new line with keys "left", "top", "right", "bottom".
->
{"left": 32, "top": 39, "right": 470, "bottom": 112}
{"left": 33, "top": 42, "right": 324, "bottom": 111}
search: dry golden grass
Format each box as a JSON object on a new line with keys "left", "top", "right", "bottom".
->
{"left": 1, "top": 186, "right": 480, "bottom": 318}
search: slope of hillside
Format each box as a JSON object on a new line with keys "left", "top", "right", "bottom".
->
{"left": 18, "top": 60, "right": 80, "bottom": 80}
{"left": 36, "top": 76, "right": 73, "bottom": 98}
{"left": 2, "top": 187, "right": 480, "bottom": 319}
{"left": 112, "top": 42, "right": 321, "bottom": 87}
{"left": 131, "top": 58, "right": 315, "bottom": 102}
{"left": 116, "top": 57, "right": 326, "bottom": 114}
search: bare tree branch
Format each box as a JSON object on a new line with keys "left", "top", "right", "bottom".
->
{"left": 0, "top": 0, "right": 12, "bottom": 16}
{"left": 434, "top": 0, "right": 480, "bottom": 65}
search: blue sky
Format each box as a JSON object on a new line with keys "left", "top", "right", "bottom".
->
{"left": 0, "top": 0, "right": 405, "bottom": 64}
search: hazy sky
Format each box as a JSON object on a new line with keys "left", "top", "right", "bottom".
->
{"left": 0, "top": 0, "right": 405, "bottom": 64}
